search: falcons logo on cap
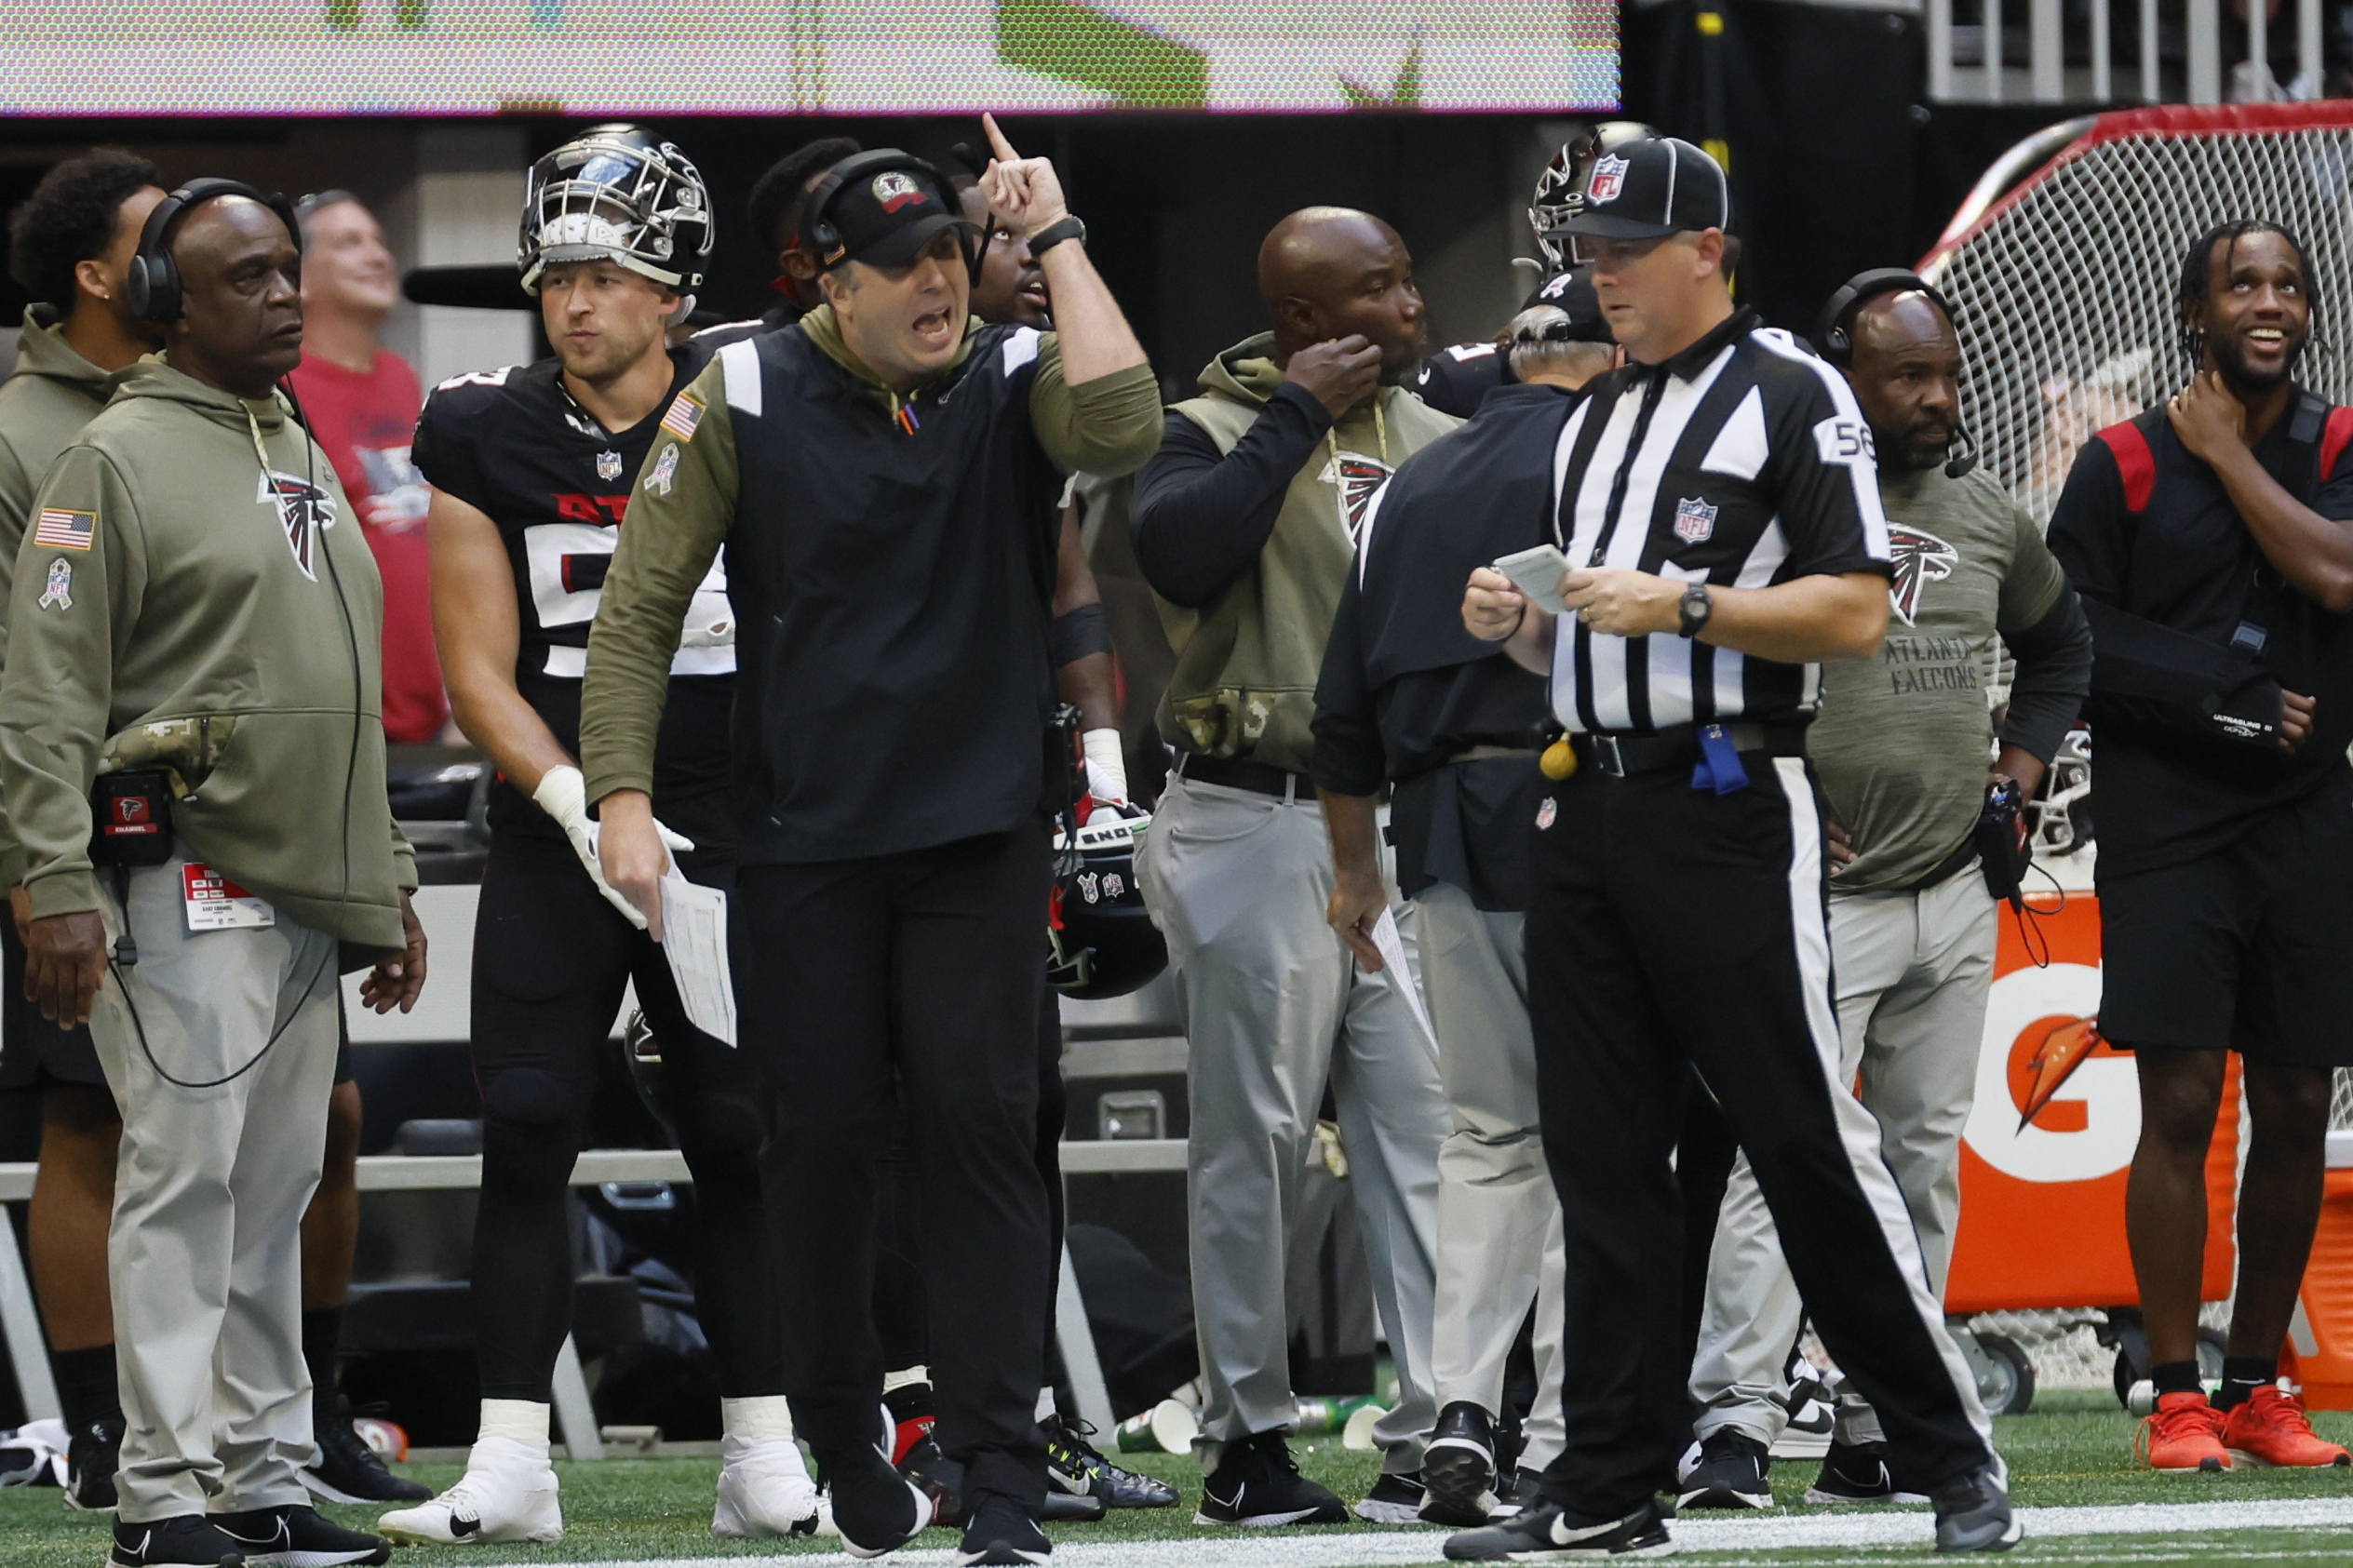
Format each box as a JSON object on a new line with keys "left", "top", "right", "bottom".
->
{"left": 1332, "top": 454, "right": 1394, "bottom": 546}
{"left": 1887, "top": 524, "right": 1957, "bottom": 626}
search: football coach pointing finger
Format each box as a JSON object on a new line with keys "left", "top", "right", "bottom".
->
{"left": 580, "top": 117, "right": 1160, "bottom": 1566}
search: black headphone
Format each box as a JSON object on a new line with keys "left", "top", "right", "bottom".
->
{"left": 127, "top": 179, "right": 303, "bottom": 326}
{"left": 1815, "top": 267, "right": 1978, "bottom": 480}
{"left": 800, "top": 149, "right": 951, "bottom": 270}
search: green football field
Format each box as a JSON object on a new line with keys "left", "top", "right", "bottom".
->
{"left": 12, "top": 1392, "right": 2353, "bottom": 1565}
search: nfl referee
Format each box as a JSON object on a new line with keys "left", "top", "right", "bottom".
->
{"left": 1445, "top": 138, "right": 2015, "bottom": 1561}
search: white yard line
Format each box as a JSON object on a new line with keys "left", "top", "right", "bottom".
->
{"left": 574, "top": 1495, "right": 2353, "bottom": 1567}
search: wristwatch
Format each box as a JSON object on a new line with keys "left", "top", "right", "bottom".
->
{"left": 1678, "top": 582, "right": 1714, "bottom": 639}
{"left": 1028, "top": 216, "right": 1087, "bottom": 257}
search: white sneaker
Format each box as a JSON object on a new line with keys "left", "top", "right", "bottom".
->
{"left": 378, "top": 1434, "right": 563, "bottom": 1545}
{"left": 712, "top": 1432, "right": 821, "bottom": 1538}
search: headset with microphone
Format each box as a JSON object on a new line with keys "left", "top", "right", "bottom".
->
{"left": 127, "top": 178, "right": 303, "bottom": 326}
{"left": 1813, "top": 266, "right": 1978, "bottom": 480}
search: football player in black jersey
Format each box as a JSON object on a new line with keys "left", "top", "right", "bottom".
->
{"left": 379, "top": 126, "right": 816, "bottom": 1546}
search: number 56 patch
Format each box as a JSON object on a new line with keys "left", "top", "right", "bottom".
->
{"left": 1813, "top": 417, "right": 1876, "bottom": 466}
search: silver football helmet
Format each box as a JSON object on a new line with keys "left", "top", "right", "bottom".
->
{"left": 519, "top": 124, "right": 712, "bottom": 294}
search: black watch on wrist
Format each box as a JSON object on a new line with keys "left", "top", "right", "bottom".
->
{"left": 1678, "top": 583, "right": 1714, "bottom": 640}
{"left": 1028, "top": 216, "right": 1087, "bottom": 257}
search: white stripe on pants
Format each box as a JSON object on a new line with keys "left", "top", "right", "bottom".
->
{"left": 89, "top": 856, "right": 343, "bottom": 1521}
{"left": 1690, "top": 864, "right": 1997, "bottom": 1446}
{"left": 1136, "top": 775, "right": 1445, "bottom": 1470}
{"left": 1405, "top": 884, "right": 1566, "bottom": 1471}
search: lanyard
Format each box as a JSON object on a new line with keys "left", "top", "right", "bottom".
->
{"left": 1325, "top": 397, "right": 1391, "bottom": 475}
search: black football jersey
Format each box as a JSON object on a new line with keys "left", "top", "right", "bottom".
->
{"left": 412, "top": 355, "right": 735, "bottom": 848}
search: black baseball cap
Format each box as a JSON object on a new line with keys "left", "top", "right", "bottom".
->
{"left": 809, "top": 151, "right": 976, "bottom": 269}
{"left": 1520, "top": 270, "right": 1611, "bottom": 342}
{"left": 1564, "top": 137, "right": 1732, "bottom": 241}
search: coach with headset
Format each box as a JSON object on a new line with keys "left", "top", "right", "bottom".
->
{"left": 1679, "top": 271, "right": 2091, "bottom": 1511}
{"left": 0, "top": 181, "right": 421, "bottom": 1568}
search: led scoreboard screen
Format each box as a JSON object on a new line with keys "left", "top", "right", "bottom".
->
{"left": 5, "top": 1, "right": 1618, "bottom": 114}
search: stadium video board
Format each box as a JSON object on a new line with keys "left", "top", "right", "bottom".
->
{"left": 6, "top": 1, "right": 1619, "bottom": 115}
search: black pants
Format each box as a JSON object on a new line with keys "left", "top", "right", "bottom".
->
{"left": 1526, "top": 757, "right": 1989, "bottom": 1518}
{"left": 738, "top": 824, "right": 1055, "bottom": 1512}
{"left": 469, "top": 833, "right": 782, "bottom": 1402}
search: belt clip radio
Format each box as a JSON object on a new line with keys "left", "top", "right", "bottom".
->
{"left": 90, "top": 769, "right": 174, "bottom": 967}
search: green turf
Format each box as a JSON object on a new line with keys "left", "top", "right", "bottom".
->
{"left": 9, "top": 1393, "right": 2353, "bottom": 1565}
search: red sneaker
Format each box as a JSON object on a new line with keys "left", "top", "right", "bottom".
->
{"left": 2135, "top": 1391, "right": 2230, "bottom": 1474}
{"left": 2223, "top": 1385, "right": 2352, "bottom": 1468}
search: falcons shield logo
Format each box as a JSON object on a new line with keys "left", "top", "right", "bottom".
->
{"left": 1328, "top": 452, "right": 1394, "bottom": 546}
{"left": 1887, "top": 524, "right": 1957, "bottom": 626}
{"left": 257, "top": 470, "right": 338, "bottom": 581}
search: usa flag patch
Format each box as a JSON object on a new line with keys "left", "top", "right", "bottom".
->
{"left": 658, "top": 394, "right": 703, "bottom": 442}
{"left": 34, "top": 508, "right": 95, "bottom": 551}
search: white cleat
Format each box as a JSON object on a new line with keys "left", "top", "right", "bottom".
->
{"left": 378, "top": 1434, "right": 563, "bottom": 1545}
{"left": 712, "top": 1432, "right": 822, "bottom": 1538}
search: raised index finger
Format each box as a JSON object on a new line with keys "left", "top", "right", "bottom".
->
{"left": 981, "top": 113, "right": 1022, "bottom": 166}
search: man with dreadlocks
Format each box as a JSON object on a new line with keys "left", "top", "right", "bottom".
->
{"left": 2049, "top": 220, "right": 2353, "bottom": 1475}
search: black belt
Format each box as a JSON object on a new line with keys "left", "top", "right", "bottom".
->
{"left": 1570, "top": 721, "right": 1806, "bottom": 779}
{"left": 1175, "top": 752, "right": 1313, "bottom": 798}
{"left": 1903, "top": 833, "right": 1981, "bottom": 892}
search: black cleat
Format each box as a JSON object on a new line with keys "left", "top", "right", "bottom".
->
{"left": 1040, "top": 1489, "right": 1106, "bottom": 1522}
{"left": 211, "top": 1504, "right": 390, "bottom": 1566}
{"left": 1677, "top": 1427, "right": 1771, "bottom": 1510}
{"left": 955, "top": 1497, "right": 1051, "bottom": 1564}
{"left": 1192, "top": 1429, "right": 1348, "bottom": 1527}
{"left": 1931, "top": 1465, "right": 2021, "bottom": 1553}
{"left": 1445, "top": 1497, "right": 1674, "bottom": 1560}
{"left": 822, "top": 1438, "right": 934, "bottom": 1557}
{"left": 1805, "top": 1438, "right": 1929, "bottom": 1506}
{"left": 1352, "top": 1469, "right": 1427, "bottom": 1524}
{"left": 109, "top": 1516, "right": 246, "bottom": 1568}
{"left": 1041, "top": 1413, "right": 1177, "bottom": 1509}
{"left": 68, "top": 1415, "right": 124, "bottom": 1512}
{"left": 897, "top": 1427, "right": 961, "bottom": 1527}
{"left": 302, "top": 1396, "right": 429, "bottom": 1505}
{"left": 1422, "top": 1401, "right": 1500, "bottom": 1526}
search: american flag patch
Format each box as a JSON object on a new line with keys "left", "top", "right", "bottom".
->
{"left": 34, "top": 508, "right": 95, "bottom": 551}
{"left": 658, "top": 394, "right": 703, "bottom": 442}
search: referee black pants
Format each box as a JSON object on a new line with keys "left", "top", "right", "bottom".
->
{"left": 1526, "top": 756, "right": 1993, "bottom": 1519}
{"left": 737, "top": 823, "right": 1055, "bottom": 1515}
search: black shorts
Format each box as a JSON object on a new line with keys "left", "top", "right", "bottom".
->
{"left": 2099, "top": 775, "right": 2353, "bottom": 1065}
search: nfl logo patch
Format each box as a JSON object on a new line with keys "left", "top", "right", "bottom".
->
{"left": 1588, "top": 154, "right": 1630, "bottom": 205}
{"left": 1536, "top": 797, "right": 1557, "bottom": 831}
{"left": 597, "top": 450, "right": 624, "bottom": 481}
{"left": 1674, "top": 495, "right": 1718, "bottom": 544}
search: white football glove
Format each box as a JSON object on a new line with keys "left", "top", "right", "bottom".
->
{"left": 1082, "top": 728, "right": 1128, "bottom": 806}
{"left": 532, "top": 765, "right": 694, "bottom": 931}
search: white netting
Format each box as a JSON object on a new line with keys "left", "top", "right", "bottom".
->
{"left": 1923, "top": 104, "right": 2353, "bottom": 528}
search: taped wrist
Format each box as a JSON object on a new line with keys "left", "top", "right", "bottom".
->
{"left": 1050, "top": 602, "right": 1113, "bottom": 666}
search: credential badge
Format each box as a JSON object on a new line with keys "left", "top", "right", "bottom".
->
{"left": 1673, "top": 495, "right": 1719, "bottom": 544}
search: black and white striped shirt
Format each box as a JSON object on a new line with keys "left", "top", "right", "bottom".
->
{"left": 1549, "top": 308, "right": 1891, "bottom": 735}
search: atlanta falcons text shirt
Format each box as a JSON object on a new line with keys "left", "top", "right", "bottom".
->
{"left": 1548, "top": 307, "right": 1891, "bottom": 735}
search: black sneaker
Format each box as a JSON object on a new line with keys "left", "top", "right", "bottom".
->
{"left": 1422, "top": 1401, "right": 1499, "bottom": 1526}
{"left": 1193, "top": 1429, "right": 1348, "bottom": 1527}
{"left": 211, "top": 1505, "right": 389, "bottom": 1567}
{"left": 955, "top": 1497, "right": 1051, "bottom": 1565}
{"left": 821, "top": 1438, "right": 934, "bottom": 1556}
{"left": 1352, "top": 1469, "right": 1426, "bottom": 1524}
{"left": 1677, "top": 1427, "right": 1772, "bottom": 1510}
{"left": 68, "top": 1415, "right": 124, "bottom": 1511}
{"left": 301, "top": 1397, "right": 429, "bottom": 1505}
{"left": 1040, "top": 1490, "right": 1106, "bottom": 1522}
{"left": 1931, "top": 1464, "right": 2021, "bottom": 1553}
{"left": 109, "top": 1516, "right": 246, "bottom": 1568}
{"left": 1445, "top": 1497, "right": 1673, "bottom": 1560}
{"left": 1805, "top": 1439, "right": 1929, "bottom": 1507}
{"left": 1042, "top": 1413, "right": 1177, "bottom": 1509}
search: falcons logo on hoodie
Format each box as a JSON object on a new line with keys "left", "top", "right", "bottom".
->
{"left": 1328, "top": 453, "right": 1394, "bottom": 546}
{"left": 1887, "top": 523, "right": 1957, "bottom": 626}
{"left": 257, "top": 470, "right": 339, "bottom": 582}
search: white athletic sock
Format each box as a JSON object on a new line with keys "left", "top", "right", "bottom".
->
{"left": 479, "top": 1399, "right": 552, "bottom": 1451}
{"left": 722, "top": 1396, "right": 796, "bottom": 1441}
{"left": 1035, "top": 1388, "right": 1057, "bottom": 1424}
{"left": 881, "top": 1365, "right": 930, "bottom": 1394}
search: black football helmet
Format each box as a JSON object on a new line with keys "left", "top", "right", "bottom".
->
{"left": 620, "top": 1008, "right": 674, "bottom": 1132}
{"left": 519, "top": 124, "right": 713, "bottom": 294}
{"left": 1530, "top": 120, "right": 1660, "bottom": 272}
{"left": 1048, "top": 803, "right": 1167, "bottom": 1000}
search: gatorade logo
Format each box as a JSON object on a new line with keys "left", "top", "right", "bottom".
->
{"left": 1961, "top": 963, "right": 2139, "bottom": 1184}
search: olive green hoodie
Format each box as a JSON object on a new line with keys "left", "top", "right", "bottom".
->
{"left": 1156, "top": 334, "right": 1460, "bottom": 774}
{"left": 0, "top": 357, "right": 415, "bottom": 956}
{"left": 0, "top": 305, "right": 118, "bottom": 609}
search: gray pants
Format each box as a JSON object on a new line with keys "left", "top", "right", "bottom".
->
{"left": 1136, "top": 775, "right": 1445, "bottom": 1470}
{"left": 1407, "top": 884, "right": 1565, "bottom": 1472}
{"left": 1690, "top": 869, "right": 1997, "bottom": 1446}
{"left": 90, "top": 856, "right": 343, "bottom": 1521}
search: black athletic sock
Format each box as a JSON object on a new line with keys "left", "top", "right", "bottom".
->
{"left": 51, "top": 1344, "right": 120, "bottom": 1439}
{"left": 2150, "top": 1359, "right": 2205, "bottom": 1399}
{"left": 474, "top": 1114, "right": 582, "bottom": 1402}
{"left": 303, "top": 1307, "right": 344, "bottom": 1414}
{"left": 2212, "top": 1356, "right": 2279, "bottom": 1411}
